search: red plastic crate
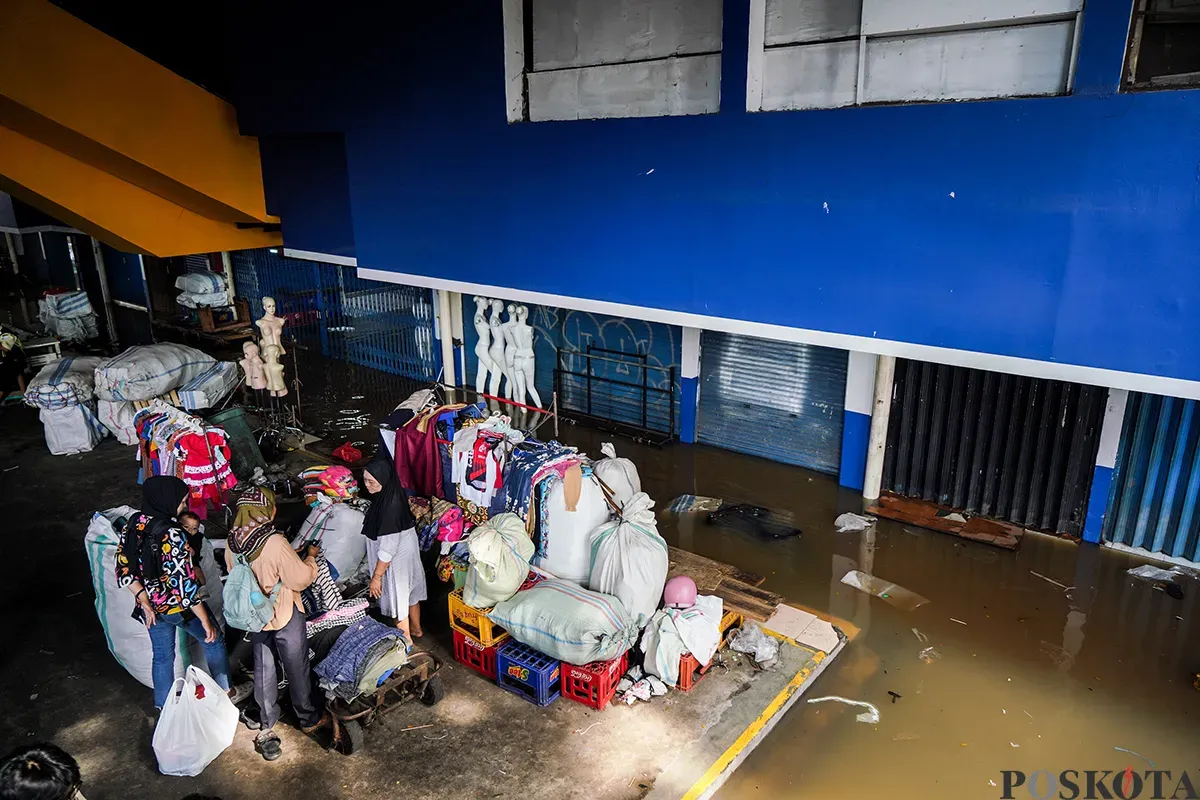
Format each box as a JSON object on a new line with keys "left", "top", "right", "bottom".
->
{"left": 678, "top": 610, "right": 744, "bottom": 692}
{"left": 453, "top": 629, "right": 499, "bottom": 682}
{"left": 561, "top": 651, "right": 629, "bottom": 710}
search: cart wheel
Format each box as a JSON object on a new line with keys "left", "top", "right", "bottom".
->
{"left": 342, "top": 719, "right": 365, "bottom": 756}
{"left": 421, "top": 675, "right": 445, "bottom": 707}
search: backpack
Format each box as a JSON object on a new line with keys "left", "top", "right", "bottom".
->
{"left": 222, "top": 552, "right": 281, "bottom": 633}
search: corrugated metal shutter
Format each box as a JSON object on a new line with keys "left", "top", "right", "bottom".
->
{"left": 183, "top": 254, "right": 214, "bottom": 273}
{"left": 882, "top": 359, "right": 1105, "bottom": 536}
{"left": 1103, "top": 393, "right": 1200, "bottom": 562}
{"left": 697, "top": 332, "right": 847, "bottom": 473}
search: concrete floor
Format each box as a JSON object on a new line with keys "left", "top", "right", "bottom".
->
{"left": 0, "top": 404, "right": 839, "bottom": 799}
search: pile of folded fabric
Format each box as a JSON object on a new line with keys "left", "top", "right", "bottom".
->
{"left": 313, "top": 617, "right": 410, "bottom": 702}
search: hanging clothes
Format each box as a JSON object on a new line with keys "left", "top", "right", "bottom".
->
{"left": 133, "top": 403, "right": 237, "bottom": 519}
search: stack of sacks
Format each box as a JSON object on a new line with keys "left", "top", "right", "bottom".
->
{"left": 462, "top": 512, "right": 535, "bottom": 608}
{"left": 588, "top": 492, "right": 668, "bottom": 628}
{"left": 38, "top": 291, "right": 99, "bottom": 343}
{"left": 175, "top": 273, "right": 230, "bottom": 309}
{"left": 488, "top": 578, "right": 638, "bottom": 665}
{"left": 24, "top": 356, "right": 108, "bottom": 455}
{"left": 94, "top": 344, "right": 216, "bottom": 444}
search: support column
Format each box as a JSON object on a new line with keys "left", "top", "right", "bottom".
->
{"left": 862, "top": 355, "right": 896, "bottom": 501}
{"left": 435, "top": 289, "right": 456, "bottom": 401}
{"left": 448, "top": 290, "right": 466, "bottom": 386}
{"left": 680, "top": 327, "right": 701, "bottom": 444}
{"left": 90, "top": 236, "right": 118, "bottom": 348}
{"left": 1082, "top": 388, "right": 1128, "bottom": 544}
{"left": 220, "top": 251, "right": 238, "bottom": 301}
{"left": 839, "top": 351, "right": 878, "bottom": 491}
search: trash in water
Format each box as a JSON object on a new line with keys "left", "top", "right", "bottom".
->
{"left": 728, "top": 621, "right": 780, "bottom": 668}
{"left": 1039, "top": 640, "right": 1075, "bottom": 669}
{"left": 807, "top": 695, "right": 881, "bottom": 724}
{"left": 950, "top": 617, "right": 968, "bottom": 625}
{"left": 918, "top": 647, "right": 942, "bottom": 664}
{"left": 940, "top": 511, "right": 968, "bottom": 523}
{"left": 1010, "top": 741, "right": 1021, "bottom": 748}
{"left": 834, "top": 512, "right": 875, "bottom": 532}
{"left": 887, "top": 691, "right": 902, "bottom": 703}
{"left": 708, "top": 503, "right": 802, "bottom": 540}
{"left": 912, "top": 628, "right": 929, "bottom": 643}
{"left": 840, "top": 570, "right": 930, "bottom": 611}
{"left": 1030, "top": 570, "right": 1071, "bottom": 591}
{"left": 1128, "top": 564, "right": 1198, "bottom": 582}
{"left": 1114, "top": 747, "right": 1154, "bottom": 767}
{"left": 893, "top": 732, "right": 921, "bottom": 741}
{"left": 666, "top": 495, "right": 723, "bottom": 514}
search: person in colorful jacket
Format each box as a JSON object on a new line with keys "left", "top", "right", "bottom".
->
{"left": 115, "top": 476, "right": 232, "bottom": 709}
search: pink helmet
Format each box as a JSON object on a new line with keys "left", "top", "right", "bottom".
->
{"left": 663, "top": 575, "right": 697, "bottom": 608}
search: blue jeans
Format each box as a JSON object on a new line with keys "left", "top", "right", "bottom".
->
{"left": 149, "top": 604, "right": 232, "bottom": 708}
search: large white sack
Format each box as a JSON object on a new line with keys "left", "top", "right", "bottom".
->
{"left": 25, "top": 356, "right": 104, "bottom": 410}
{"left": 463, "top": 512, "right": 535, "bottom": 609}
{"left": 39, "top": 402, "right": 107, "bottom": 455}
{"left": 593, "top": 442, "right": 641, "bottom": 509}
{"left": 588, "top": 492, "right": 668, "bottom": 627}
{"left": 488, "top": 579, "right": 638, "bottom": 665}
{"left": 85, "top": 508, "right": 191, "bottom": 688}
{"left": 177, "top": 290, "right": 231, "bottom": 309}
{"left": 293, "top": 501, "right": 368, "bottom": 586}
{"left": 174, "top": 273, "right": 225, "bottom": 295}
{"left": 535, "top": 475, "right": 611, "bottom": 584}
{"left": 196, "top": 538, "right": 224, "bottom": 630}
{"left": 39, "top": 292, "right": 99, "bottom": 343}
{"left": 98, "top": 398, "right": 137, "bottom": 445}
{"left": 95, "top": 344, "right": 217, "bottom": 402}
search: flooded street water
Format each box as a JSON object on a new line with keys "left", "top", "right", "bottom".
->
{"left": 295, "top": 363, "right": 1200, "bottom": 798}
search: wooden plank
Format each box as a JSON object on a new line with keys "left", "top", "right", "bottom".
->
{"left": 867, "top": 493, "right": 1024, "bottom": 551}
{"left": 715, "top": 578, "right": 784, "bottom": 622}
{"left": 666, "top": 546, "right": 766, "bottom": 590}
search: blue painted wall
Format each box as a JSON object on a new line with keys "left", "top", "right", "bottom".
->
{"left": 234, "top": 1, "right": 1200, "bottom": 386}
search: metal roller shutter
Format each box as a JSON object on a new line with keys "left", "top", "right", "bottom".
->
{"left": 697, "top": 332, "right": 847, "bottom": 473}
{"left": 882, "top": 359, "right": 1105, "bottom": 537}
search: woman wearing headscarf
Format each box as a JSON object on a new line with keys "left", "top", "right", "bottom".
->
{"left": 361, "top": 454, "right": 427, "bottom": 640}
{"left": 224, "top": 488, "right": 327, "bottom": 761}
{"left": 115, "top": 476, "right": 231, "bottom": 709}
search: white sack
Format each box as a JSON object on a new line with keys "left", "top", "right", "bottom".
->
{"left": 98, "top": 398, "right": 137, "bottom": 445}
{"left": 152, "top": 666, "right": 238, "bottom": 777}
{"left": 535, "top": 475, "right": 611, "bottom": 584}
{"left": 593, "top": 442, "right": 641, "bottom": 509}
{"left": 39, "top": 402, "right": 107, "bottom": 455}
{"left": 85, "top": 508, "right": 190, "bottom": 688}
{"left": 294, "top": 501, "right": 368, "bottom": 586}
{"left": 641, "top": 595, "right": 724, "bottom": 686}
{"left": 488, "top": 578, "right": 638, "bottom": 665}
{"left": 177, "top": 362, "right": 240, "bottom": 410}
{"left": 588, "top": 492, "right": 668, "bottom": 627}
{"left": 95, "top": 344, "right": 217, "bottom": 402}
{"left": 25, "top": 356, "right": 104, "bottom": 410}
{"left": 177, "top": 290, "right": 231, "bottom": 309}
{"left": 463, "top": 512, "right": 535, "bottom": 609}
{"left": 174, "top": 273, "right": 225, "bottom": 295}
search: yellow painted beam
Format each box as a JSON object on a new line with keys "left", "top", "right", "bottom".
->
{"left": 0, "top": 0, "right": 276, "bottom": 225}
{"left": 0, "top": 124, "right": 281, "bottom": 257}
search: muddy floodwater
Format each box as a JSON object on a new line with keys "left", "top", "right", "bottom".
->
{"left": 298, "top": 361, "right": 1200, "bottom": 799}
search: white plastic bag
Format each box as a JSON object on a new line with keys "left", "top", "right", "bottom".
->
{"left": 39, "top": 402, "right": 107, "bottom": 455}
{"left": 97, "top": 398, "right": 137, "bottom": 445}
{"left": 152, "top": 666, "right": 238, "bottom": 777}
{"left": 593, "top": 442, "right": 641, "bottom": 509}
{"left": 588, "top": 492, "right": 668, "bottom": 627}
{"left": 294, "top": 502, "right": 368, "bottom": 586}
{"left": 95, "top": 344, "right": 217, "bottom": 402}
{"left": 463, "top": 512, "right": 535, "bottom": 608}
{"left": 535, "top": 475, "right": 611, "bottom": 585}
{"left": 85, "top": 508, "right": 189, "bottom": 687}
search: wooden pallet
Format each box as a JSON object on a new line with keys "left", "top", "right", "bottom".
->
{"left": 666, "top": 546, "right": 784, "bottom": 622}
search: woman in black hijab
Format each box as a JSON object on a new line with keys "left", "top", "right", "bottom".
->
{"left": 115, "top": 476, "right": 232, "bottom": 708}
{"left": 361, "top": 455, "right": 426, "bottom": 639}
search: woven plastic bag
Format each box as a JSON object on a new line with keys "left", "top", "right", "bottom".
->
{"left": 488, "top": 578, "right": 637, "bottom": 665}
{"left": 588, "top": 492, "right": 667, "bottom": 627}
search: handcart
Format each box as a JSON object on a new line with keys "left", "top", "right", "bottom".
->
{"left": 327, "top": 650, "right": 445, "bottom": 755}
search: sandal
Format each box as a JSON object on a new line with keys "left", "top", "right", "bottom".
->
{"left": 254, "top": 729, "right": 282, "bottom": 762}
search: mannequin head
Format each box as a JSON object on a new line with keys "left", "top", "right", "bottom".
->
{"left": 242, "top": 341, "right": 261, "bottom": 359}
{"left": 517, "top": 305, "right": 529, "bottom": 323}
{"left": 262, "top": 296, "right": 277, "bottom": 316}
{"left": 263, "top": 344, "right": 282, "bottom": 364}
{"left": 506, "top": 303, "right": 516, "bottom": 318}
{"left": 474, "top": 295, "right": 487, "bottom": 310}
{"left": 490, "top": 299, "right": 504, "bottom": 315}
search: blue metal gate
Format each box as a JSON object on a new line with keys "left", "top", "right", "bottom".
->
{"left": 1103, "top": 393, "right": 1200, "bottom": 562}
{"left": 230, "top": 249, "right": 437, "bottom": 381}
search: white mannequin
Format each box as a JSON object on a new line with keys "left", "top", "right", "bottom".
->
{"left": 486, "top": 299, "right": 510, "bottom": 398}
{"left": 501, "top": 304, "right": 519, "bottom": 400}
{"left": 472, "top": 296, "right": 496, "bottom": 395}
{"left": 256, "top": 296, "right": 286, "bottom": 356}
{"left": 512, "top": 305, "right": 542, "bottom": 408}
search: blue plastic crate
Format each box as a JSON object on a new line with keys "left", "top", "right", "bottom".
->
{"left": 496, "top": 640, "right": 561, "bottom": 707}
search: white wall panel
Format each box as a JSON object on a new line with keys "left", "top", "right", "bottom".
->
{"left": 531, "top": 0, "right": 723, "bottom": 71}
{"left": 765, "top": 0, "right": 861, "bottom": 46}
{"left": 862, "top": 21, "right": 1074, "bottom": 103}
{"left": 861, "top": 0, "right": 1082, "bottom": 36}
{"left": 528, "top": 54, "right": 721, "bottom": 121}
{"left": 761, "top": 41, "right": 859, "bottom": 110}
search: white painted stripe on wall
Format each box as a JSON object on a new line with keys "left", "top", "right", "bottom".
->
{"left": 282, "top": 248, "right": 358, "bottom": 267}
{"left": 844, "top": 351, "right": 878, "bottom": 416}
{"left": 1096, "top": 388, "right": 1129, "bottom": 469}
{"left": 356, "top": 267, "right": 1200, "bottom": 401}
{"left": 745, "top": 0, "right": 767, "bottom": 111}
{"left": 0, "top": 225, "right": 83, "bottom": 235}
{"left": 681, "top": 327, "right": 702, "bottom": 380}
